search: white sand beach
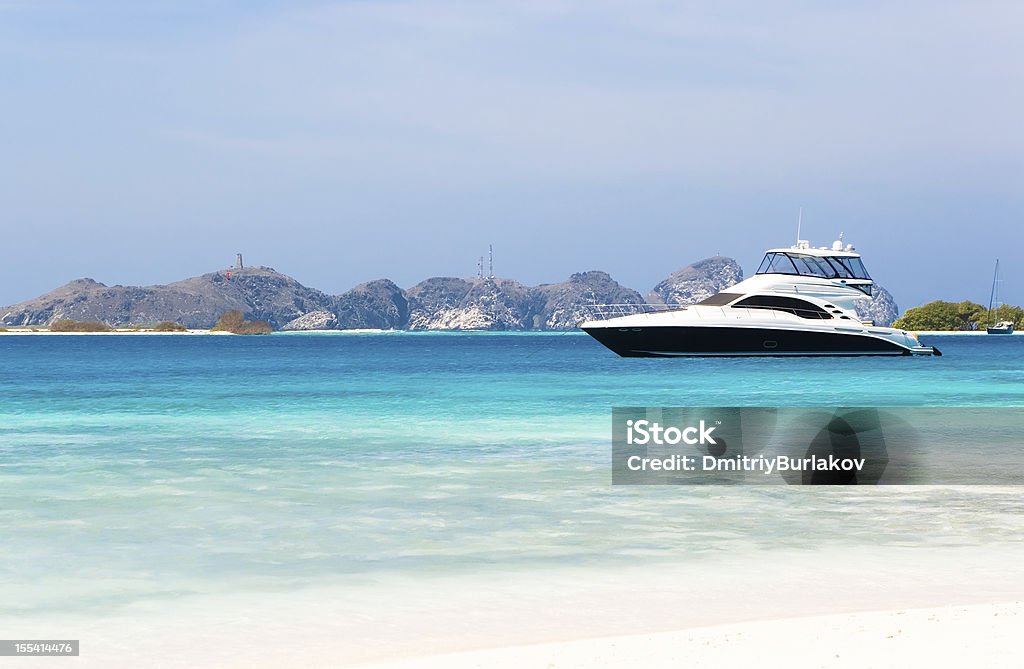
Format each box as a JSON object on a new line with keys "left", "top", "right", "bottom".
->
{"left": 913, "top": 330, "right": 1021, "bottom": 336}
{"left": 0, "top": 328, "right": 397, "bottom": 335}
{"left": 363, "top": 602, "right": 1023, "bottom": 669}
{"left": 2, "top": 543, "right": 1022, "bottom": 668}
{"left": 0, "top": 328, "right": 231, "bottom": 335}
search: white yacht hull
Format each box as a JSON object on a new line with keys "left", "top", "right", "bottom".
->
{"left": 582, "top": 316, "right": 939, "bottom": 358}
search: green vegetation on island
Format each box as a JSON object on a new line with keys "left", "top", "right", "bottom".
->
{"left": 50, "top": 319, "right": 114, "bottom": 332}
{"left": 893, "top": 300, "right": 1024, "bottom": 331}
{"left": 152, "top": 321, "right": 188, "bottom": 332}
{"left": 212, "top": 310, "right": 272, "bottom": 335}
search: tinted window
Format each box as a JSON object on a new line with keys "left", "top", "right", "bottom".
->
{"left": 805, "top": 256, "right": 838, "bottom": 277}
{"left": 846, "top": 257, "right": 870, "bottom": 279}
{"left": 789, "top": 254, "right": 832, "bottom": 277}
{"left": 786, "top": 255, "right": 814, "bottom": 275}
{"left": 732, "top": 295, "right": 833, "bottom": 319}
{"left": 756, "top": 252, "right": 871, "bottom": 281}
{"left": 759, "top": 253, "right": 797, "bottom": 274}
{"left": 698, "top": 292, "right": 743, "bottom": 306}
{"left": 822, "top": 257, "right": 853, "bottom": 278}
{"left": 827, "top": 256, "right": 871, "bottom": 279}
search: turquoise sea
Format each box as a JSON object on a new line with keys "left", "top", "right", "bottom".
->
{"left": 3, "top": 332, "right": 1024, "bottom": 620}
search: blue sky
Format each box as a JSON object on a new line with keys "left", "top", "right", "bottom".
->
{"left": 1, "top": 1, "right": 1022, "bottom": 309}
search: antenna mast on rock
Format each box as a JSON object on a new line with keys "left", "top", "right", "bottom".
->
{"left": 488, "top": 244, "right": 493, "bottom": 278}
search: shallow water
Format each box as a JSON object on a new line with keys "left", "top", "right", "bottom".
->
{"left": 2, "top": 332, "right": 1024, "bottom": 616}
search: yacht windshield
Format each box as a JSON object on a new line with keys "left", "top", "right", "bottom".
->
{"left": 790, "top": 255, "right": 832, "bottom": 277}
{"left": 756, "top": 252, "right": 871, "bottom": 280}
{"left": 831, "top": 256, "right": 870, "bottom": 279}
{"left": 756, "top": 253, "right": 797, "bottom": 275}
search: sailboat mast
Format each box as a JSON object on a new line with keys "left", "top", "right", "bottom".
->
{"left": 988, "top": 259, "right": 1000, "bottom": 325}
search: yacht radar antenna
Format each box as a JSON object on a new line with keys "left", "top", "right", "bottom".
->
{"left": 794, "top": 208, "right": 810, "bottom": 249}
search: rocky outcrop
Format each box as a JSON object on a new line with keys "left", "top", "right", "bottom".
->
{"left": 6, "top": 254, "right": 901, "bottom": 332}
{"left": 0, "top": 277, "right": 233, "bottom": 328}
{"left": 0, "top": 278, "right": 118, "bottom": 326}
{"left": 281, "top": 310, "right": 339, "bottom": 331}
{"left": 334, "top": 279, "right": 408, "bottom": 330}
{"left": 647, "top": 256, "right": 744, "bottom": 305}
{"left": 405, "top": 277, "right": 537, "bottom": 330}
{"left": 533, "top": 271, "right": 644, "bottom": 330}
{"left": 0, "top": 259, "right": 741, "bottom": 331}
{"left": 854, "top": 286, "right": 899, "bottom": 327}
{"left": 161, "top": 267, "right": 336, "bottom": 329}
{"left": 0, "top": 266, "right": 335, "bottom": 329}
{"left": 401, "top": 271, "right": 642, "bottom": 330}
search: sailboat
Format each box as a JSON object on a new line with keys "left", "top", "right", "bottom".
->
{"left": 987, "top": 259, "right": 1014, "bottom": 334}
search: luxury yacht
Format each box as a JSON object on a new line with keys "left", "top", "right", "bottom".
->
{"left": 582, "top": 238, "right": 940, "bottom": 357}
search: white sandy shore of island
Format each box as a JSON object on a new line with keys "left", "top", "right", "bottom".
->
{"left": 360, "top": 601, "right": 1023, "bottom": 669}
{"left": 1, "top": 327, "right": 1016, "bottom": 336}
{"left": 3, "top": 543, "right": 1023, "bottom": 668}
{"left": 0, "top": 328, "right": 231, "bottom": 335}
{"left": 0, "top": 328, "right": 400, "bottom": 335}
{"left": 914, "top": 330, "right": 1020, "bottom": 336}
{"left": 0, "top": 329, "right": 395, "bottom": 335}
{"left": 0, "top": 328, "right": 578, "bottom": 335}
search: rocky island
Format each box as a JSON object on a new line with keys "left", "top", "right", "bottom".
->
{"left": 0, "top": 255, "right": 900, "bottom": 331}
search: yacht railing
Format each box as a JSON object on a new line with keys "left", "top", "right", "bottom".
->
{"left": 583, "top": 303, "right": 860, "bottom": 323}
{"left": 581, "top": 303, "right": 683, "bottom": 320}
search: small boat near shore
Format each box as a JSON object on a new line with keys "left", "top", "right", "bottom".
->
{"left": 986, "top": 259, "right": 1014, "bottom": 335}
